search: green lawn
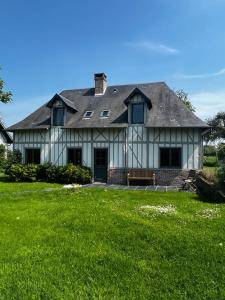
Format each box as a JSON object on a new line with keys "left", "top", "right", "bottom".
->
{"left": 0, "top": 173, "right": 62, "bottom": 193}
{"left": 0, "top": 182, "right": 225, "bottom": 299}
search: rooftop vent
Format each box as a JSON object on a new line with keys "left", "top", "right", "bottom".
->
{"left": 94, "top": 73, "right": 107, "bottom": 95}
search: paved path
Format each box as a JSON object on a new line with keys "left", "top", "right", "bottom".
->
{"left": 82, "top": 183, "right": 182, "bottom": 192}
{"left": 0, "top": 183, "right": 189, "bottom": 197}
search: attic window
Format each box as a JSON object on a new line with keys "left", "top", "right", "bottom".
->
{"left": 83, "top": 111, "right": 94, "bottom": 119}
{"left": 53, "top": 107, "right": 64, "bottom": 126}
{"left": 131, "top": 103, "right": 144, "bottom": 124}
{"left": 100, "top": 110, "right": 110, "bottom": 118}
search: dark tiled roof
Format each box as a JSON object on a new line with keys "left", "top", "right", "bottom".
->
{"left": 7, "top": 82, "right": 208, "bottom": 130}
{"left": 0, "top": 120, "right": 13, "bottom": 143}
{"left": 46, "top": 94, "right": 77, "bottom": 111}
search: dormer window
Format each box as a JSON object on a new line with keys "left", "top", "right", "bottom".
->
{"left": 83, "top": 111, "right": 94, "bottom": 119}
{"left": 124, "top": 89, "right": 152, "bottom": 125}
{"left": 131, "top": 102, "right": 144, "bottom": 124}
{"left": 100, "top": 110, "right": 110, "bottom": 118}
{"left": 53, "top": 101, "right": 64, "bottom": 126}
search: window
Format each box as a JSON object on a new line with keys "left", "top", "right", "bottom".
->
{"left": 95, "top": 149, "right": 107, "bottom": 167}
{"left": 83, "top": 111, "right": 94, "bottom": 119}
{"left": 100, "top": 110, "right": 110, "bottom": 118}
{"left": 131, "top": 103, "right": 144, "bottom": 124}
{"left": 160, "top": 148, "right": 182, "bottom": 168}
{"left": 25, "top": 148, "right": 41, "bottom": 164}
{"left": 53, "top": 107, "right": 64, "bottom": 126}
{"left": 67, "top": 148, "right": 82, "bottom": 165}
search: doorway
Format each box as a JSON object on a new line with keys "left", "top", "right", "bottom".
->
{"left": 94, "top": 149, "right": 108, "bottom": 182}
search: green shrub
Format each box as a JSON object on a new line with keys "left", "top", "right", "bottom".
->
{"left": 45, "top": 165, "right": 62, "bottom": 183}
{"left": 62, "top": 164, "right": 92, "bottom": 184}
{"left": 36, "top": 163, "right": 52, "bottom": 181}
{"left": 44, "top": 164, "right": 92, "bottom": 184}
{"left": 8, "top": 163, "right": 92, "bottom": 184}
{"left": 203, "top": 156, "right": 218, "bottom": 167}
{"left": 203, "top": 145, "right": 217, "bottom": 157}
{"left": 218, "top": 144, "right": 225, "bottom": 161}
{"left": 4, "top": 149, "right": 22, "bottom": 171}
{"left": 7, "top": 164, "right": 38, "bottom": 182}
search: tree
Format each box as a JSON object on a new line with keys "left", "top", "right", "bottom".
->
{"left": 175, "top": 89, "right": 196, "bottom": 112}
{"left": 204, "top": 112, "right": 225, "bottom": 144}
{"left": 0, "top": 69, "right": 12, "bottom": 103}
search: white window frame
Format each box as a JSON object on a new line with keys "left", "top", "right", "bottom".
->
{"left": 100, "top": 110, "right": 110, "bottom": 118}
{"left": 83, "top": 111, "right": 94, "bottom": 119}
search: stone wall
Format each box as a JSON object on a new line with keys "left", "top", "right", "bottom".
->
{"left": 108, "top": 168, "right": 196, "bottom": 186}
{"left": 108, "top": 168, "right": 128, "bottom": 185}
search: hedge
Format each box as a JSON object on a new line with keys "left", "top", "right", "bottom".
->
{"left": 203, "top": 156, "right": 218, "bottom": 167}
{"left": 6, "top": 163, "right": 92, "bottom": 184}
{"left": 203, "top": 145, "right": 217, "bottom": 157}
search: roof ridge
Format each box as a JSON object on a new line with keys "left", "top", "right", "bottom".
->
{"left": 60, "top": 81, "right": 166, "bottom": 93}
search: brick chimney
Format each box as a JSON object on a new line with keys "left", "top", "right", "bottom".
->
{"left": 94, "top": 73, "right": 107, "bottom": 95}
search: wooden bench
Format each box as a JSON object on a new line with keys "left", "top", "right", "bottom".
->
{"left": 127, "top": 169, "right": 156, "bottom": 186}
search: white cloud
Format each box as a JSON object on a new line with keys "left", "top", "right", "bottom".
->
{"left": 127, "top": 40, "right": 179, "bottom": 55}
{"left": 0, "top": 94, "right": 51, "bottom": 126}
{"left": 176, "top": 68, "right": 225, "bottom": 79}
{"left": 190, "top": 89, "right": 225, "bottom": 120}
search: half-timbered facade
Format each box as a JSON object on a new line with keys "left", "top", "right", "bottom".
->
{"left": 8, "top": 73, "right": 208, "bottom": 185}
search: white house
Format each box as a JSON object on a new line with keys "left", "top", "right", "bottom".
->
{"left": 7, "top": 73, "right": 208, "bottom": 185}
{"left": 0, "top": 120, "right": 12, "bottom": 149}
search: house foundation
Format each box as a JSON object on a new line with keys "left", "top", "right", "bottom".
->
{"left": 108, "top": 168, "right": 196, "bottom": 186}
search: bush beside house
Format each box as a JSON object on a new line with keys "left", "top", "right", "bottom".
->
{"left": 203, "top": 145, "right": 217, "bottom": 157}
{"left": 203, "top": 156, "right": 218, "bottom": 167}
{"left": 6, "top": 163, "right": 92, "bottom": 184}
{"left": 1, "top": 147, "right": 22, "bottom": 172}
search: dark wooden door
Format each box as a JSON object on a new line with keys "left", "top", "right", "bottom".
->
{"left": 94, "top": 149, "right": 108, "bottom": 182}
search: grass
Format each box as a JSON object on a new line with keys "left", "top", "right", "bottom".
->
{"left": 0, "top": 173, "right": 62, "bottom": 193}
{"left": 203, "top": 156, "right": 219, "bottom": 183}
{"left": 0, "top": 181, "right": 225, "bottom": 299}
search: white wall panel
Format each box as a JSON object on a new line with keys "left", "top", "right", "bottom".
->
{"left": 13, "top": 127, "right": 203, "bottom": 171}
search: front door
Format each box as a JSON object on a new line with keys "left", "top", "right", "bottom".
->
{"left": 94, "top": 149, "right": 108, "bottom": 182}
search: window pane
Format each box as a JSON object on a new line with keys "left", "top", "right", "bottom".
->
{"left": 68, "top": 148, "right": 82, "bottom": 165}
{"left": 160, "top": 148, "right": 170, "bottom": 167}
{"left": 26, "top": 149, "right": 40, "bottom": 164}
{"left": 83, "top": 111, "right": 93, "bottom": 118}
{"left": 171, "top": 148, "right": 181, "bottom": 167}
{"left": 101, "top": 110, "right": 109, "bottom": 117}
{"left": 95, "top": 149, "right": 107, "bottom": 166}
{"left": 132, "top": 103, "right": 144, "bottom": 124}
{"left": 53, "top": 108, "right": 64, "bottom": 126}
{"left": 160, "top": 148, "right": 181, "bottom": 168}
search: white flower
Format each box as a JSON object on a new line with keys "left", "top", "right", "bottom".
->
{"left": 137, "top": 205, "right": 176, "bottom": 216}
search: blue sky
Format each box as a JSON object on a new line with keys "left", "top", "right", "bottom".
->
{"left": 0, "top": 0, "right": 225, "bottom": 126}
